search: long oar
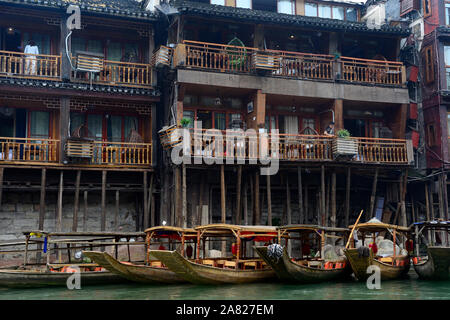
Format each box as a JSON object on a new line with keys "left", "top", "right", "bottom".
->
{"left": 345, "top": 209, "right": 364, "bottom": 249}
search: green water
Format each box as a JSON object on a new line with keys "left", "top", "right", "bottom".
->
{"left": 0, "top": 272, "right": 449, "bottom": 300}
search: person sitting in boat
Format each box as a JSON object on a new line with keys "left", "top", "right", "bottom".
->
{"left": 186, "top": 245, "right": 193, "bottom": 259}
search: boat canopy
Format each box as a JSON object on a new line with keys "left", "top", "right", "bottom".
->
{"left": 279, "top": 224, "right": 350, "bottom": 234}
{"left": 347, "top": 222, "right": 410, "bottom": 233}
{"left": 195, "top": 224, "right": 278, "bottom": 242}
{"left": 23, "top": 230, "right": 145, "bottom": 238}
{"left": 144, "top": 226, "right": 197, "bottom": 241}
{"left": 410, "top": 220, "right": 450, "bottom": 230}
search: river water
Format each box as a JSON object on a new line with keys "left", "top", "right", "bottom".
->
{"left": 0, "top": 271, "right": 448, "bottom": 300}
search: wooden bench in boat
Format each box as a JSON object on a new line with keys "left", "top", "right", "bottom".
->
{"left": 378, "top": 257, "right": 393, "bottom": 263}
{"left": 224, "top": 261, "right": 237, "bottom": 269}
{"left": 242, "top": 261, "right": 257, "bottom": 269}
{"left": 307, "top": 261, "right": 322, "bottom": 268}
{"left": 150, "top": 261, "right": 164, "bottom": 268}
{"left": 202, "top": 259, "right": 216, "bottom": 267}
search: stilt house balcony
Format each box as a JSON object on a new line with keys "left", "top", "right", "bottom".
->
{"left": 0, "top": 50, "right": 61, "bottom": 80}
{"left": 169, "top": 41, "right": 406, "bottom": 87}
{"left": 161, "top": 128, "right": 412, "bottom": 165}
{"left": 0, "top": 137, "right": 59, "bottom": 165}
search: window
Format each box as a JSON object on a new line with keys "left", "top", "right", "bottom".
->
{"left": 29, "top": 111, "right": 49, "bottom": 139}
{"left": 333, "top": 7, "right": 345, "bottom": 20}
{"left": 445, "top": 46, "right": 450, "bottom": 90}
{"left": 346, "top": 8, "right": 358, "bottom": 21}
{"left": 182, "top": 111, "right": 195, "bottom": 129}
{"left": 302, "top": 118, "right": 316, "bottom": 133}
{"left": 446, "top": 2, "right": 450, "bottom": 25}
{"left": 211, "top": 0, "right": 225, "bottom": 5}
{"left": 278, "top": 0, "right": 295, "bottom": 14}
{"left": 214, "top": 112, "right": 226, "bottom": 130}
{"left": 422, "top": 0, "right": 431, "bottom": 17}
{"left": 305, "top": 3, "right": 318, "bottom": 16}
{"left": 423, "top": 45, "right": 434, "bottom": 84}
{"left": 318, "top": 5, "right": 331, "bottom": 18}
{"left": 236, "top": 0, "right": 251, "bottom": 8}
{"left": 23, "top": 32, "right": 51, "bottom": 55}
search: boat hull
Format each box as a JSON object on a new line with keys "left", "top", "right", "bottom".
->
{"left": 0, "top": 268, "right": 125, "bottom": 288}
{"left": 344, "top": 248, "right": 410, "bottom": 281}
{"left": 254, "top": 246, "right": 352, "bottom": 283}
{"left": 82, "top": 251, "right": 185, "bottom": 284}
{"left": 414, "top": 247, "right": 450, "bottom": 280}
{"left": 150, "top": 250, "right": 276, "bottom": 285}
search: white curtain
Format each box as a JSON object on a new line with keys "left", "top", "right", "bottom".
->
{"left": 284, "top": 116, "right": 299, "bottom": 135}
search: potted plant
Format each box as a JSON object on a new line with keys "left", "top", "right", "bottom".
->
{"left": 180, "top": 118, "right": 191, "bottom": 128}
{"left": 333, "top": 129, "right": 358, "bottom": 159}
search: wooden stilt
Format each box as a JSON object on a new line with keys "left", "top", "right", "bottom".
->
{"left": 83, "top": 191, "right": 88, "bottom": 232}
{"left": 174, "top": 166, "right": 181, "bottom": 227}
{"left": 243, "top": 180, "right": 248, "bottom": 226}
{"left": 249, "top": 174, "right": 254, "bottom": 224}
{"left": 425, "top": 182, "right": 431, "bottom": 221}
{"left": 0, "top": 167, "right": 4, "bottom": 210}
{"left": 400, "top": 170, "right": 408, "bottom": 227}
{"left": 368, "top": 168, "right": 379, "bottom": 220}
{"left": 255, "top": 171, "right": 260, "bottom": 225}
{"left": 236, "top": 165, "right": 242, "bottom": 225}
{"left": 197, "top": 176, "right": 205, "bottom": 226}
{"left": 57, "top": 171, "right": 63, "bottom": 232}
{"left": 266, "top": 173, "right": 272, "bottom": 226}
{"left": 443, "top": 173, "right": 449, "bottom": 220}
{"left": 182, "top": 164, "right": 187, "bottom": 228}
{"left": 115, "top": 190, "right": 120, "bottom": 231}
{"left": 325, "top": 175, "right": 330, "bottom": 227}
{"left": 101, "top": 170, "right": 107, "bottom": 231}
{"left": 72, "top": 170, "right": 81, "bottom": 232}
{"left": 321, "top": 165, "right": 325, "bottom": 226}
{"left": 345, "top": 167, "right": 351, "bottom": 227}
{"left": 331, "top": 171, "right": 336, "bottom": 228}
{"left": 297, "top": 167, "right": 304, "bottom": 224}
{"left": 438, "top": 173, "right": 445, "bottom": 221}
{"left": 220, "top": 164, "right": 226, "bottom": 255}
{"left": 305, "top": 184, "right": 309, "bottom": 224}
{"left": 286, "top": 174, "right": 291, "bottom": 225}
{"left": 148, "top": 173, "right": 154, "bottom": 227}
{"left": 143, "top": 171, "right": 149, "bottom": 229}
{"left": 410, "top": 194, "right": 416, "bottom": 224}
{"left": 38, "top": 168, "right": 46, "bottom": 230}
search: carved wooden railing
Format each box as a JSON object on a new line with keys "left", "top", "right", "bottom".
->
{"left": 0, "top": 50, "right": 61, "bottom": 80}
{"left": 0, "top": 137, "right": 59, "bottom": 164}
{"left": 71, "top": 56, "right": 152, "bottom": 88}
{"left": 92, "top": 141, "right": 152, "bottom": 166}
{"left": 170, "top": 41, "right": 405, "bottom": 86}
{"left": 166, "top": 128, "right": 409, "bottom": 164}
{"left": 339, "top": 57, "right": 405, "bottom": 86}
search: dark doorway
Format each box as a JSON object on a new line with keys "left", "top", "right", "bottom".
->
{"left": 197, "top": 110, "right": 213, "bottom": 129}
{"left": 0, "top": 108, "right": 15, "bottom": 137}
{"left": 15, "top": 108, "right": 27, "bottom": 138}
{"left": 344, "top": 119, "right": 366, "bottom": 137}
{"left": 4, "top": 28, "right": 22, "bottom": 52}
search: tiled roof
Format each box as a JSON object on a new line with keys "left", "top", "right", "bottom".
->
{"left": 0, "top": 0, "right": 157, "bottom": 20}
{"left": 171, "top": 0, "right": 410, "bottom": 36}
{"left": 0, "top": 78, "right": 160, "bottom": 97}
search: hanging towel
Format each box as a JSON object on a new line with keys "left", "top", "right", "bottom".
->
{"left": 43, "top": 237, "right": 48, "bottom": 253}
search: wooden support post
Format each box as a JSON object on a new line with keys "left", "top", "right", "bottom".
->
{"left": 400, "top": 170, "right": 408, "bottom": 227}
{"left": 57, "top": 171, "right": 63, "bottom": 232}
{"left": 425, "top": 182, "right": 431, "bottom": 221}
{"left": 286, "top": 175, "right": 291, "bottom": 225}
{"left": 83, "top": 191, "right": 88, "bottom": 232}
{"left": 221, "top": 165, "right": 226, "bottom": 255}
{"left": 331, "top": 171, "right": 336, "bottom": 228}
{"left": 0, "top": 167, "right": 3, "bottom": 210}
{"left": 236, "top": 165, "right": 242, "bottom": 225}
{"left": 325, "top": 175, "right": 330, "bottom": 227}
{"left": 410, "top": 194, "right": 416, "bottom": 223}
{"left": 101, "top": 170, "right": 107, "bottom": 231}
{"left": 174, "top": 166, "right": 182, "bottom": 227}
{"left": 368, "top": 168, "right": 379, "bottom": 221}
{"left": 443, "top": 173, "right": 449, "bottom": 220}
{"left": 72, "top": 170, "right": 81, "bottom": 232}
{"left": 243, "top": 180, "right": 248, "bottom": 225}
{"left": 266, "top": 173, "right": 272, "bottom": 226}
{"left": 38, "top": 168, "right": 46, "bottom": 230}
{"left": 321, "top": 165, "right": 325, "bottom": 226}
{"left": 143, "top": 171, "right": 149, "bottom": 230}
{"left": 305, "top": 184, "right": 309, "bottom": 223}
{"left": 182, "top": 164, "right": 187, "bottom": 228}
{"left": 148, "top": 173, "right": 154, "bottom": 227}
{"left": 297, "top": 167, "right": 304, "bottom": 224}
{"left": 254, "top": 171, "right": 260, "bottom": 225}
{"left": 344, "top": 167, "right": 351, "bottom": 227}
{"left": 59, "top": 97, "right": 70, "bottom": 162}
{"left": 115, "top": 190, "right": 120, "bottom": 231}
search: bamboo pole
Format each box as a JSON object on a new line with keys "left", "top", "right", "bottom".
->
{"left": 305, "top": 184, "right": 309, "bottom": 224}
{"left": 344, "top": 167, "right": 351, "bottom": 227}
{"left": 345, "top": 209, "right": 364, "bottom": 249}
{"left": 297, "top": 167, "right": 304, "bottom": 224}
{"left": 400, "top": 170, "right": 408, "bottom": 227}
{"left": 266, "top": 173, "right": 272, "bottom": 226}
{"left": 148, "top": 173, "right": 154, "bottom": 227}
{"left": 72, "top": 170, "right": 81, "bottom": 232}
{"left": 243, "top": 180, "right": 248, "bottom": 226}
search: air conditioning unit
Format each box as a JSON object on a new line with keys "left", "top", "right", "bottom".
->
{"left": 409, "top": 18, "right": 424, "bottom": 49}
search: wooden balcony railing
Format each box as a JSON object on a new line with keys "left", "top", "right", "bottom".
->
{"left": 170, "top": 41, "right": 405, "bottom": 86}
{"left": 0, "top": 50, "right": 61, "bottom": 80}
{"left": 92, "top": 141, "right": 152, "bottom": 166}
{"left": 0, "top": 137, "right": 59, "bottom": 164}
{"left": 162, "top": 128, "right": 409, "bottom": 165}
{"left": 71, "top": 56, "right": 152, "bottom": 88}
{"left": 340, "top": 57, "right": 405, "bottom": 86}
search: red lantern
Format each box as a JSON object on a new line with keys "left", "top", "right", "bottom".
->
{"left": 370, "top": 242, "right": 378, "bottom": 255}
{"left": 231, "top": 243, "right": 237, "bottom": 256}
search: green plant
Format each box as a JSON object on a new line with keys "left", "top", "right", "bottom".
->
{"left": 337, "top": 129, "right": 351, "bottom": 139}
{"left": 180, "top": 118, "right": 191, "bottom": 127}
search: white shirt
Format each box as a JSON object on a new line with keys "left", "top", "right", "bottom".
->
{"left": 24, "top": 45, "right": 39, "bottom": 56}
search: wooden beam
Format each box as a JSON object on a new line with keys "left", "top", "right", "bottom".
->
{"left": 38, "top": 168, "right": 46, "bottom": 230}
{"left": 368, "top": 168, "right": 379, "bottom": 221}
{"left": 59, "top": 97, "right": 70, "bottom": 162}
{"left": 266, "top": 173, "right": 272, "bottom": 226}
{"left": 297, "top": 167, "right": 304, "bottom": 224}
{"left": 101, "top": 170, "right": 107, "bottom": 231}
{"left": 72, "top": 170, "right": 81, "bottom": 232}
{"left": 236, "top": 165, "right": 242, "bottom": 225}
{"left": 344, "top": 167, "right": 351, "bottom": 227}
{"left": 400, "top": 170, "right": 408, "bottom": 227}
{"left": 331, "top": 171, "right": 336, "bottom": 228}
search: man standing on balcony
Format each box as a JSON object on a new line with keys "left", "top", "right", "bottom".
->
{"left": 323, "top": 122, "right": 335, "bottom": 136}
{"left": 24, "top": 40, "right": 39, "bottom": 75}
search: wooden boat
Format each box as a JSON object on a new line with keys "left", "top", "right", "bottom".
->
{"left": 150, "top": 224, "right": 277, "bottom": 284}
{"left": 411, "top": 220, "right": 450, "bottom": 280}
{"left": 0, "top": 230, "right": 145, "bottom": 288}
{"left": 344, "top": 222, "right": 410, "bottom": 281}
{"left": 83, "top": 226, "right": 198, "bottom": 284}
{"left": 255, "top": 225, "right": 352, "bottom": 283}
